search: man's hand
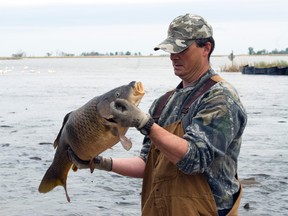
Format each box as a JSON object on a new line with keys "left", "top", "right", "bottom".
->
{"left": 110, "top": 98, "right": 150, "bottom": 129}
{"left": 67, "top": 147, "right": 112, "bottom": 172}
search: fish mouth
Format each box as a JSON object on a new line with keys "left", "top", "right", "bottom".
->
{"left": 133, "top": 81, "right": 145, "bottom": 96}
{"left": 105, "top": 116, "right": 117, "bottom": 123}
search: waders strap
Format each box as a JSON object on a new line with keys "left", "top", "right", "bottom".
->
{"left": 153, "top": 89, "right": 175, "bottom": 123}
{"left": 153, "top": 75, "right": 223, "bottom": 123}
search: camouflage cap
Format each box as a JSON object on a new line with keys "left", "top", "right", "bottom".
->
{"left": 154, "top": 14, "right": 213, "bottom": 53}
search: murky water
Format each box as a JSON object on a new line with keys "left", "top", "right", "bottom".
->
{"left": 1, "top": 56, "right": 288, "bottom": 215}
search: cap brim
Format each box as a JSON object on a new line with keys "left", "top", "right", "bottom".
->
{"left": 154, "top": 37, "right": 194, "bottom": 54}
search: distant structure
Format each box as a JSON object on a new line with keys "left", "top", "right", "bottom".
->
{"left": 228, "top": 51, "right": 235, "bottom": 66}
{"left": 241, "top": 65, "right": 288, "bottom": 75}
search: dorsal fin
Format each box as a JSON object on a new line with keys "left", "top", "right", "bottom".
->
{"left": 53, "top": 112, "right": 71, "bottom": 148}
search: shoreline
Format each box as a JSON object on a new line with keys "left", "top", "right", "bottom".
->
{"left": 1, "top": 54, "right": 288, "bottom": 60}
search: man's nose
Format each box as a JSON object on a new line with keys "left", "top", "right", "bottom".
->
{"left": 170, "top": 53, "right": 180, "bottom": 60}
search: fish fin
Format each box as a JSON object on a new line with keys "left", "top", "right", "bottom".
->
{"left": 110, "top": 127, "right": 119, "bottom": 137}
{"left": 64, "top": 184, "right": 71, "bottom": 202}
{"left": 53, "top": 112, "right": 71, "bottom": 149}
{"left": 89, "top": 159, "right": 95, "bottom": 174}
{"left": 120, "top": 135, "right": 132, "bottom": 151}
{"left": 72, "top": 164, "right": 78, "bottom": 172}
{"left": 38, "top": 144, "right": 72, "bottom": 202}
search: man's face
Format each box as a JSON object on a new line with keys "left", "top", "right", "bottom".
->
{"left": 170, "top": 42, "right": 210, "bottom": 84}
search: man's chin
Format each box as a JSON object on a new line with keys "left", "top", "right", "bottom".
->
{"left": 174, "top": 69, "right": 183, "bottom": 77}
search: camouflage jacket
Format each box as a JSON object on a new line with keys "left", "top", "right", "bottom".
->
{"left": 140, "top": 68, "right": 247, "bottom": 210}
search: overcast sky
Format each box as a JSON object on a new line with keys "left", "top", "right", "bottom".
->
{"left": 0, "top": 0, "right": 287, "bottom": 56}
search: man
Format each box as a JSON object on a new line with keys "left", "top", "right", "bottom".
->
{"left": 69, "top": 14, "right": 247, "bottom": 215}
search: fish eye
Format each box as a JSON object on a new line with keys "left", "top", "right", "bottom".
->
{"left": 115, "top": 91, "right": 121, "bottom": 98}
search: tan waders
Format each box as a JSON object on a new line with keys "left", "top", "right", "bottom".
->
{"left": 141, "top": 75, "right": 242, "bottom": 216}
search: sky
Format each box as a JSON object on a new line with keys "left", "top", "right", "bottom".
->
{"left": 0, "top": 0, "right": 287, "bottom": 57}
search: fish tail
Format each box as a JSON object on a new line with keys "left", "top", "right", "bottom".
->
{"left": 38, "top": 143, "right": 72, "bottom": 202}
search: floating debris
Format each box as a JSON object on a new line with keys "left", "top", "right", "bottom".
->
{"left": 0, "top": 125, "right": 13, "bottom": 128}
{"left": 244, "top": 203, "right": 250, "bottom": 209}
{"left": 30, "top": 156, "right": 42, "bottom": 161}
{"left": 1, "top": 143, "right": 10, "bottom": 147}
{"left": 240, "top": 177, "right": 259, "bottom": 185}
{"left": 38, "top": 142, "right": 53, "bottom": 145}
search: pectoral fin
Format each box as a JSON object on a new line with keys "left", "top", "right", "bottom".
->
{"left": 72, "top": 164, "right": 78, "bottom": 172}
{"left": 120, "top": 135, "right": 132, "bottom": 151}
{"left": 89, "top": 159, "right": 95, "bottom": 174}
{"left": 110, "top": 127, "right": 132, "bottom": 151}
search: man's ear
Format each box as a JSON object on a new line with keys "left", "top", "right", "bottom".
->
{"left": 203, "top": 42, "right": 212, "bottom": 57}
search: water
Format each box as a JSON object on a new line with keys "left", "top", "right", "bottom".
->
{"left": 1, "top": 56, "right": 288, "bottom": 215}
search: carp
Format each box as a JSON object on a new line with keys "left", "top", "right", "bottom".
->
{"left": 38, "top": 81, "right": 145, "bottom": 202}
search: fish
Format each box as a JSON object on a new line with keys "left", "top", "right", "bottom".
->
{"left": 38, "top": 81, "right": 145, "bottom": 202}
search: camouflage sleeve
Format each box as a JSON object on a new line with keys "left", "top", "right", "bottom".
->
{"left": 139, "top": 136, "right": 151, "bottom": 162}
{"left": 176, "top": 85, "right": 246, "bottom": 174}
